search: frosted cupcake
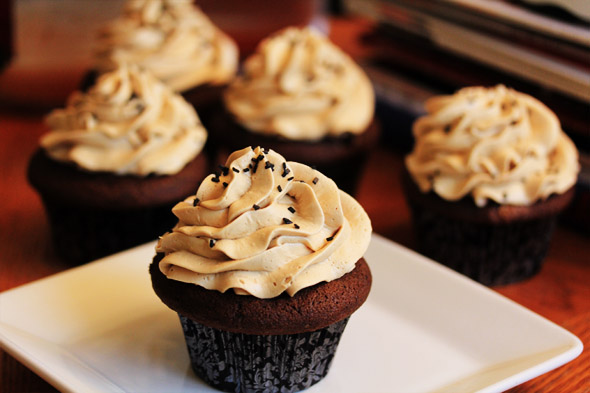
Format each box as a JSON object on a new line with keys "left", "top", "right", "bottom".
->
{"left": 404, "top": 85, "right": 579, "bottom": 285}
{"left": 87, "top": 0, "right": 238, "bottom": 125}
{"left": 212, "top": 27, "right": 379, "bottom": 195}
{"left": 28, "top": 64, "right": 209, "bottom": 264}
{"left": 150, "top": 146, "right": 372, "bottom": 392}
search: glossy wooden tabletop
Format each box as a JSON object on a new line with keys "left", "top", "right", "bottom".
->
{"left": 1, "top": 17, "right": 588, "bottom": 393}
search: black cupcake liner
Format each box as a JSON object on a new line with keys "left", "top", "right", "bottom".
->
{"left": 178, "top": 314, "right": 350, "bottom": 393}
{"left": 408, "top": 202, "right": 558, "bottom": 286}
{"left": 41, "top": 197, "right": 177, "bottom": 264}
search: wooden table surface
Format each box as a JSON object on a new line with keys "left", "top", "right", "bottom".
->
{"left": 1, "top": 17, "right": 588, "bottom": 393}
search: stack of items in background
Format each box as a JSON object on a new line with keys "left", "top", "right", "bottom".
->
{"left": 343, "top": 0, "right": 590, "bottom": 233}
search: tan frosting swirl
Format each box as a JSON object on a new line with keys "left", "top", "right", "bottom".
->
{"left": 406, "top": 85, "right": 579, "bottom": 207}
{"left": 156, "top": 146, "right": 372, "bottom": 299}
{"left": 41, "top": 64, "right": 207, "bottom": 176}
{"left": 95, "top": 0, "right": 238, "bottom": 92}
{"left": 224, "top": 27, "right": 374, "bottom": 141}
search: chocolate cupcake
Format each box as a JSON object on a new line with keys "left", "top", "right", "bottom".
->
{"left": 28, "top": 64, "right": 210, "bottom": 264}
{"left": 150, "top": 146, "right": 372, "bottom": 392}
{"left": 404, "top": 85, "right": 580, "bottom": 286}
{"left": 211, "top": 27, "right": 379, "bottom": 195}
{"left": 88, "top": 0, "right": 238, "bottom": 128}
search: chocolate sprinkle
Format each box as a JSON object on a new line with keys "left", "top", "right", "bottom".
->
{"left": 312, "top": 177, "right": 319, "bottom": 185}
{"left": 282, "top": 168, "right": 291, "bottom": 178}
{"left": 232, "top": 167, "right": 240, "bottom": 173}
{"left": 288, "top": 176, "right": 294, "bottom": 181}
{"left": 326, "top": 236, "right": 334, "bottom": 241}
{"left": 193, "top": 198, "right": 200, "bottom": 207}
{"left": 223, "top": 182, "right": 228, "bottom": 188}
{"left": 283, "top": 218, "right": 293, "bottom": 225}
{"left": 263, "top": 148, "right": 270, "bottom": 154}
{"left": 211, "top": 177, "right": 220, "bottom": 183}
{"left": 218, "top": 165, "right": 229, "bottom": 176}
{"left": 253, "top": 204, "right": 260, "bottom": 210}
{"left": 209, "top": 239, "right": 216, "bottom": 248}
{"left": 294, "top": 223, "right": 300, "bottom": 229}
{"left": 244, "top": 167, "right": 250, "bottom": 173}
{"left": 249, "top": 155, "right": 264, "bottom": 174}
{"left": 288, "top": 206, "right": 296, "bottom": 213}
{"left": 265, "top": 161, "right": 275, "bottom": 171}
{"left": 277, "top": 185, "right": 282, "bottom": 192}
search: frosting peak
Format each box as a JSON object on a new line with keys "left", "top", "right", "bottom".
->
{"left": 156, "top": 147, "right": 372, "bottom": 298}
{"left": 406, "top": 85, "right": 579, "bottom": 206}
{"left": 41, "top": 64, "right": 207, "bottom": 176}
{"left": 95, "top": 0, "right": 238, "bottom": 92}
{"left": 224, "top": 27, "right": 374, "bottom": 141}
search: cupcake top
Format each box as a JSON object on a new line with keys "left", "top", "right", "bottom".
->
{"left": 156, "top": 146, "right": 372, "bottom": 299}
{"left": 41, "top": 64, "right": 207, "bottom": 176}
{"left": 95, "top": 0, "right": 238, "bottom": 92}
{"left": 406, "top": 85, "right": 579, "bottom": 207}
{"left": 224, "top": 27, "right": 374, "bottom": 141}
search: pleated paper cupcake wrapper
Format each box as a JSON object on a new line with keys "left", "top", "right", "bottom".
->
{"left": 42, "top": 197, "right": 177, "bottom": 265}
{"left": 178, "top": 314, "right": 350, "bottom": 393}
{"left": 409, "top": 203, "right": 557, "bottom": 286}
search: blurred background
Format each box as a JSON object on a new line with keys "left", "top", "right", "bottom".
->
{"left": 2, "top": 0, "right": 586, "bottom": 229}
{"left": 1, "top": 0, "right": 588, "bottom": 137}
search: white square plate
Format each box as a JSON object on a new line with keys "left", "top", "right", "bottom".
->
{"left": 0, "top": 234, "right": 582, "bottom": 393}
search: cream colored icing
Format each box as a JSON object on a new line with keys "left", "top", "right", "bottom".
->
{"left": 156, "top": 146, "right": 372, "bottom": 299}
{"left": 41, "top": 64, "right": 207, "bottom": 176}
{"left": 224, "top": 27, "right": 374, "bottom": 141}
{"left": 95, "top": 0, "right": 238, "bottom": 92}
{"left": 406, "top": 85, "right": 579, "bottom": 207}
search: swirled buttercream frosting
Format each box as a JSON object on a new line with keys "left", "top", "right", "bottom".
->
{"left": 224, "top": 27, "right": 374, "bottom": 141}
{"left": 406, "top": 85, "right": 579, "bottom": 207}
{"left": 156, "top": 146, "right": 372, "bottom": 298}
{"left": 95, "top": 0, "right": 238, "bottom": 92}
{"left": 41, "top": 64, "right": 207, "bottom": 176}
